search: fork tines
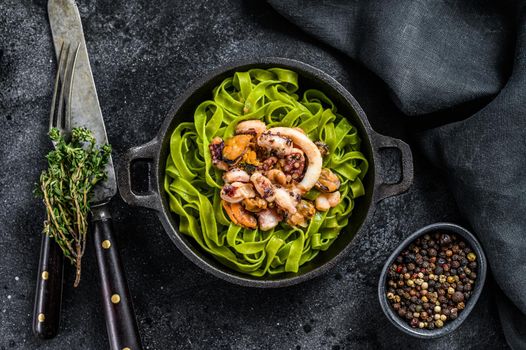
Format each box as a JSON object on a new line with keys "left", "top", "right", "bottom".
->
{"left": 49, "top": 41, "right": 80, "bottom": 137}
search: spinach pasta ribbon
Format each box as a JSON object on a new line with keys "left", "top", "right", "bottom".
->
{"left": 164, "top": 68, "right": 368, "bottom": 276}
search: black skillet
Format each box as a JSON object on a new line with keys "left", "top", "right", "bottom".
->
{"left": 118, "top": 57, "right": 414, "bottom": 287}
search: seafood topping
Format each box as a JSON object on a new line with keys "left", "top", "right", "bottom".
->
{"left": 236, "top": 120, "right": 267, "bottom": 136}
{"left": 257, "top": 132, "right": 293, "bottom": 156}
{"left": 223, "top": 134, "right": 253, "bottom": 162}
{"left": 223, "top": 168, "right": 250, "bottom": 183}
{"left": 315, "top": 141, "right": 330, "bottom": 157}
{"left": 209, "top": 137, "right": 228, "bottom": 171}
{"left": 220, "top": 182, "right": 256, "bottom": 203}
{"left": 280, "top": 149, "right": 305, "bottom": 181}
{"left": 243, "top": 197, "right": 268, "bottom": 213}
{"left": 250, "top": 172, "right": 275, "bottom": 201}
{"left": 211, "top": 120, "right": 342, "bottom": 230}
{"left": 223, "top": 202, "right": 257, "bottom": 229}
{"left": 315, "top": 168, "right": 341, "bottom": 193}
{"left": 257, "top": 209, "right": 282, "bottom": 231}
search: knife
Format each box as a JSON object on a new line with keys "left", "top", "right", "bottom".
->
{"left": 48, "top": 1, "right": 143, "bottom": 349}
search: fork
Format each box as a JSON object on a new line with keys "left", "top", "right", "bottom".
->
{"left": 33, "top": 41, "right": 79, "bottom": 339}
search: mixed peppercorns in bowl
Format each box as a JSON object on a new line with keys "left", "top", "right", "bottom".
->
{"left": 378, "top": 223, "right": 487, "bottom": 338}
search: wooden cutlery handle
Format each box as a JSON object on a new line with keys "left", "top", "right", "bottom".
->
{"left": 32, "top": 232, "right": 64, "bottom": 339}
{"left": 92, "top": 206, "right": 143, "bottom": 350}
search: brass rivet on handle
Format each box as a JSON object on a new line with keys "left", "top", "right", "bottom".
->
{"left": 111, "top": 294, "right": 121, "bottom": 304}
{"left": 41, "top": 271, "right": 49, "bottom": 280}
{"left": 38, "top": 313, "right": 45, "bottom": 322}
{"left": 101, "top": 240, "right": 112, "bottom": 249}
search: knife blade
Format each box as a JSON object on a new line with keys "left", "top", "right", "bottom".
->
{"left": 48, "top": 1, "right": 143, "bottom": 349}
{"left": 48, "top": 0, "right": 116, "bottom": 204}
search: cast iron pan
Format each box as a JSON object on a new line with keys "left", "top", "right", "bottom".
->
{"left": 118, "top": 57, "right": 414, "bottom": 287}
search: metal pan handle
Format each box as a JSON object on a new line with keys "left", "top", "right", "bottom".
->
{"left": 118, "top": 138, "right": 162, "bottom": 211}
{"left": 373, "top": 132, "right": 414, "bottom": 202}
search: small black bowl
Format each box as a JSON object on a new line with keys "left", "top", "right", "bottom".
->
{"left": 378, "top": 222, "right": 487, "bottom": 338}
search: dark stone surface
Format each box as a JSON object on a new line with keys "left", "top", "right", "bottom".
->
{"left": 0, "top": 0, "right": 509, "bottom": 349}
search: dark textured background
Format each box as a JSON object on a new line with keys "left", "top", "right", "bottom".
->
{"left": 0, "top": 0, "right": 508, "bottom": 349}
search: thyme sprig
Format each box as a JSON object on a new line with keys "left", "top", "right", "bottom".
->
{"left": 35, "top": 127, "right": 111, "bottom": 287}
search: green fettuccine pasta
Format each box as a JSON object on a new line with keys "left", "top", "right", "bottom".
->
{"left": 164, "top": 68, "right": 368, "bottom": 276}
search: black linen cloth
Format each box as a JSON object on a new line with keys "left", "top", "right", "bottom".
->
{"left": 267, "top": 0, "right": 526, "bottom": 348}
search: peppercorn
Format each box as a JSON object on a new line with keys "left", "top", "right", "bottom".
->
{"left": 435, "top": 319, "right": 444, "bottom": 328}
{"left": 448, "top": 287, "right": 455, "bottom": 295}
{"left": 440, "top": 314, "right": 447, "bottom": 322}
{"left": 452, "top": 291, "right": 464, "bottom": 303}
{"left": 440, "top": 234, "right": 451, "bottom": 245}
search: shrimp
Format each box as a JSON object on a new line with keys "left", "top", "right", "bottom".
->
{"left": 274, "top": 187, "right": 298, "bottom": 215}
{"left": 220, "top": 182, "right": 256, "bottom": 203}
{"left": 236, "top": 120, "right": 267, "bottom": 136}
{"left": 222, "top": 201, "right": 257, "bottom": 229}
{"left": 315, "top": 168, "right": 340, "bottom": 193}
{"left": 257, "top": 209, "right": 282, "bottom": 231}
{"left": 315, "top": 191, "right": 341, "bottom": 211}
{"left": 267, "top": 127, "right": 322, "bottom": 193}
{"left": 250, "top": 172, "right": 275, "bottom": 201}
{"left": 257, "top": 132, "right": 293, "bottom": 156}
{"left": 223, "top": 168, "right": 250, "bottom": 183}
